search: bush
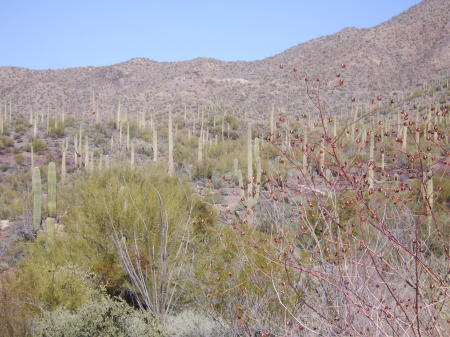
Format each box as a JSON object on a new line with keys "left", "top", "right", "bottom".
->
{"left": 13, "top": 118, "right": 30, "bottom": 133}
{"left": 33, "top": 295, "right": 167, "bottom": 337}
{"left": 28, "top": 138, "right": 47, "bottom": 153}
{"left": 0, "top": 135, "right": 13, "bottom": 150}
{"left": 14, "top": 153, "right": 25, "bottom": 165}
{"left": 48, "top": 120, "right": 66, "bottom": 138}
{"left": 12, "top": 165, "right": 216, "bottom": 314}
{"left": 166, "top": 310, "right": 227, "bottom": 337}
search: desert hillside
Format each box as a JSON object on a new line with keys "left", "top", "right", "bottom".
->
{"left": 0, "top": 0, "right": 449, "bottom": 120}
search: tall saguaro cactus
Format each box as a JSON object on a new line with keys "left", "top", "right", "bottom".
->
{"left": 247, "top": 123, "right": 253, "bottom": 190}
{"left": 319, "top": 137, "right": 325, "bottom": 175}
{"left": 61, "top": 140, "right": 67, "bottom": 183}
{"left": 47, "top": 162, "right": 57, "bottom": 218}
{"left": 368, "top": 132, "right": 375, "bottom": 189}
{"left": 116, "top": 99, "right": 121, "bottom": 129}
{"left": 303, "top": 129, "right": 308, "bottom": 169}
{"left": 168, "top": 108, "right": 174, "bottom": 175}
{"left": 198, "top": 129, "right": 203, "bottom": 162}
{"left": 32, "top": 167, "right": 42, "bottom": 229}
{"left": 130, "top": 143, "right": 135, "bottom": 168}
{"left": 153, "top": 125, "right": 158, "bottom": 162}
{"left": 270, "top": 105, "right": 275, "bottom": 140}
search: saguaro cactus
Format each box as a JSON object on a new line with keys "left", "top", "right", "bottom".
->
{"left": 116, "top": 100, "right": 121, "bottom": 129}
{"left": 168, "top": 108, "right": 174, "bottom": 175}
{"left": 270, "top": 105, "right": 275, "bottom": 140}
{"left": 402, "top": 125, "right": 408, "bottom": 151}
{"left": 31, "top": 143, "right": 35, "bottom": 172}
{"left": 422, "top": 156, "right": 434, "bottom": 233}
{"left": 198, "top": 129, "right": 203, "bottom": 162}
{"left": 32, "top": 167, "right": 42, "bottom": 229}
{"left": 319, "top": 137, "right": 325, "bottom": 175}
{"left": 153, "top": 125, "right": 158, "bottom": 162}
{"left": 61, "top": 140, "right": 67, "bottom": 183}
{"left": 247, "top": 123, "right": 253, "bottom": 192}
{"left": 126, "top": 122, "right": 130, "bottom": 150}
{"left": 129, "top": 143, "right": 135, "bottom": 168}
{"left": 47, "top": 162, "right": 57, "bottom": 218}
{"left": 84, "top": 136, "right": 89, "bottom": 168}
{"left": 368, "top": 132, "right": 375, "bottom": 189}
{"left": 303, "top": 129, "right": 308, "bottom": 169}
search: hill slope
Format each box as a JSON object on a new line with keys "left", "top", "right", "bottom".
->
{"left": 0, "top": 0, "right": 449, "bottom": 120}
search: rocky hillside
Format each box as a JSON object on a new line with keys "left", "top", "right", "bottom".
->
{"left": 0, "top": 0, "right": 449, "bottom": 121}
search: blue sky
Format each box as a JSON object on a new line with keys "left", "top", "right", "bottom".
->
{"left": 0, "top": 0, "right": 421, "bottom": 69}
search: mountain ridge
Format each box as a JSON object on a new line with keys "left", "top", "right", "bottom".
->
{"left": 0, "top": 0, "right": 449, "bottom": 120}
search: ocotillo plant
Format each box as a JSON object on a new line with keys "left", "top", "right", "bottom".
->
{"left": 47, "top": 162, "right": 57, "bottom": 218}
{"left": 32, "top": 167, "right": 42, "bottom": 229}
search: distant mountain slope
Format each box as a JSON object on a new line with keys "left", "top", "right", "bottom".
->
{"left": 0, "top": 0, "right": 449, "bottom": 120}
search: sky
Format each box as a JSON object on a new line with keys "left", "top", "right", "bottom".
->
{"left": 0, "top": 0, "right": 421, "bottom": 70}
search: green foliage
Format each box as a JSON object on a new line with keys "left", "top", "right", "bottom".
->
{"left": 13, "top": 118, "right": 30, "bottom": 133}
{"left": 14, "top": 153, "right": 25, "bottom": 165}
{"left": 0, "top": 172, "right": 29, "bottom": 218}
{"left": 0, "top": 135, "right": 13, "bottom": 150}
{"left": 193, "top": 224, "right": 301, "bottom": 329}
{"left": 48, "top": 119, "right": 66, "bottom": 138}
{"left": 28, "top": 138, "right": 47, "bottom": 153}
{"left": 434, "top": 176, "right": 450, "bottom": 207}
{"left": 16, "top": 260, "right": 96, "bottom": 312}
{"left": 33, "top": 295, "right": 167, "bottom": 337}
{"left": 167, "top": 310, "right": 226, "bottom": 337}
{"left": 14, "top": 165, "right": 216, "bottom": 314}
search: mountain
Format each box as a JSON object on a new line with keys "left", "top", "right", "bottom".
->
{"left": 0, "top": 0, "right": 449, "bottom": 121}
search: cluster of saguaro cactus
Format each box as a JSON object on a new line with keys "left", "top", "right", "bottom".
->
{"left": 236, "top": 123, "right": 262, "bottom": 225}
{"left": 32, "top": 162, "right": 58, "bottom": 233}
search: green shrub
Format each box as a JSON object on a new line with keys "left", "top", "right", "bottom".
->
{"left": 0, "top": 135, "right": 13, "bottom": 150}
{"left": 13, "top": 164, "right": 216, "bottom": 313}
{"left": 48, "top": 119, "right": 66, "bottom": 138}
{"left": 28, "top": 138, "right": 47, "bottom": 153}
{"left": 14, "top": 153, "right": 25, "bottom": 165}
{"left": 167, "top": 310, "right": 226, "bottom": 337}
{"left": 13, "top": 118, "right": 30, "bottom": 133}
{"left": 33, "top": 295, "right": 167, "bottom": 337}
